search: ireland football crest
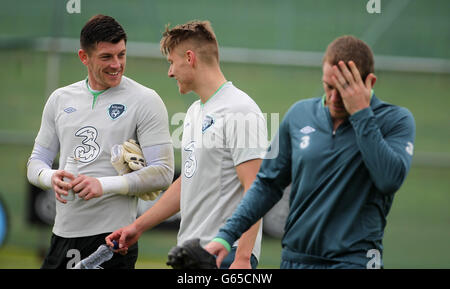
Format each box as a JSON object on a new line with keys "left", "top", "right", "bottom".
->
{"left": 202, "top": 115, "right": 215, "bottom": 133}
{"left": 108, "top": 104, "right": 126, "bottom": 120}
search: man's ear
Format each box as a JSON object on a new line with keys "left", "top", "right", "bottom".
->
{"left": 185, "top": 50, "right": 196, "bottom": 67}
{"left": 78, "top": 49, "right": 88, "bottom": 66}
{"left": 365, "top": 73, "right": 377, "bottom": 90}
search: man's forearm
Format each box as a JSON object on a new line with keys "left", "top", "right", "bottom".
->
{"left": 216, "top": 176, "right": 284, "bottom": 250}
{"left": 134, "top": 176, "right": 181, "bottom": 233}
{"left": 123, "top": 143, "right": 174, "bottom": 196}
{"left": 235, "top": 219, "right": 262, "bottom": 262}
{"left": 27, "top": 143, "right": 58, "bottom": 190}
{"left": 100, "top": 143, "right": 174, "bottom": 197}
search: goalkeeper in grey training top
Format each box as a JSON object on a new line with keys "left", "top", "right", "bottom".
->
{"left": 26, "top": 15, "right": 174, "bottom": 269}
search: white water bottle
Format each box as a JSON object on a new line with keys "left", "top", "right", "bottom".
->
{"left": 62, "top": 156, "right": 79, "bottom": 201}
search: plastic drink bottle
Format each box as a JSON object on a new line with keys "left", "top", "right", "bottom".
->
{"left": 73, "top": 241, "right": 118, "bottom": 269}
{"left": 62, "top": 156, "right": 79, "bottom": 201}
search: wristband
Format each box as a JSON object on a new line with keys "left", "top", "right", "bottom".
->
{"left": 38, "top": 168, "right": 57, "bottom": 189}
{"left": 212, "top": 237, "right": 231, "bottom": 252}
{"left": 98, "top": 176, "right": 129, "bottom": 195}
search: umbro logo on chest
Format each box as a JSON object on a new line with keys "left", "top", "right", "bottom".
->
{"left": 299, "top": 126, "right": 316, "bottom": 149}
{"left": 64, "top": 107, "right": 77, "bottom": 114}
{"left": 300, "top": 126, "right": 316, "bottom": 134}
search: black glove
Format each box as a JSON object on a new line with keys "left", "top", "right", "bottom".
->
{"left": 167, "top": 238, "right": 218, "bottom": 269}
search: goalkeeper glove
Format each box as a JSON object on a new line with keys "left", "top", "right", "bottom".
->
{"left": 111, "top": 139, "right": 145, "bottom": 175}
{"left": 110, "top": 140, "right": 161, "bottom": 201}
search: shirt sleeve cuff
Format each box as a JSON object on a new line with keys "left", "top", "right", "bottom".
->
{"left": 98, "top": 176, "right": 129, "bottom": 195}
{"left": 38, "top": 169, "right": 57, "bottom": 189}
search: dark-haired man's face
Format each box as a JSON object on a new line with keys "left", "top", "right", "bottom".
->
{"left": 79, "top": 39, "right": 126, "bottom": 90}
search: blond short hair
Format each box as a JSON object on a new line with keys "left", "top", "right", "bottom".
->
{"left": 160, "top": 20, "right": 219, "bottom": 64}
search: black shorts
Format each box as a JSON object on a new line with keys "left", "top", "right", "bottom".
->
{"left": 41, "top": 233, "right": 138, "bottom": 269}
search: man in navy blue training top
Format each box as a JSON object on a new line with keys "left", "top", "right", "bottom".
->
{"left": 205, "top": 35, "right": 416, "bottom": 269}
